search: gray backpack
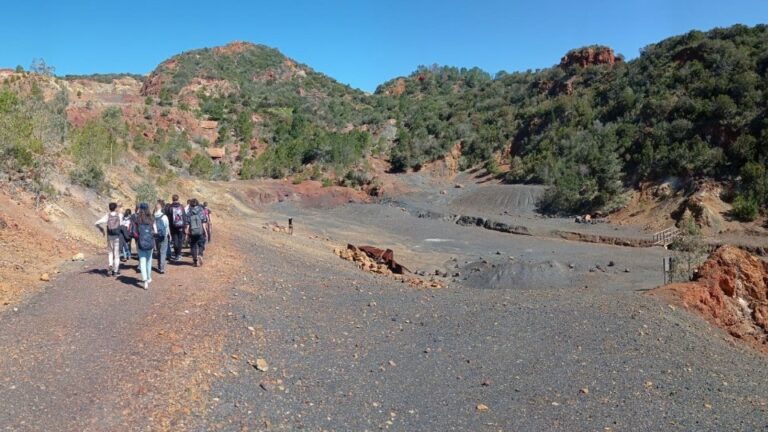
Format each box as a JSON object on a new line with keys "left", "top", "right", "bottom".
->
{"left": 189, "top": 207, "right": 205, "bottom": 236}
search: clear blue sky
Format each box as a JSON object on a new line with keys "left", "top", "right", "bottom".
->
{"left": 2, "top": 0, "right": 767, "bottom": 91}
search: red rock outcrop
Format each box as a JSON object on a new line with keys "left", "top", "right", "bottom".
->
{"left": 560, "top": 46, "right": 620, "bottom": 69}
{"left": 651, "top": 246, "right": 768, "bottom": 352}
{"left": 382, "top": 78, "right": 407, "bottom": 97}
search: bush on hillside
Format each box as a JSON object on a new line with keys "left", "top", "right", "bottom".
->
{"left": 731, "top": 195, "right": 759, "bottom": 222}
{"left": 135, "top": 180, "right": 158, "bottom": 206}
{"left": 188, "top": 154, "right": 214, "bottom": 179}
{"left": 70, "top": 163, "right": 105, "bottom": 191}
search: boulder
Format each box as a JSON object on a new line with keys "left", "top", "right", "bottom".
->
{"left": 199, "top": 120, "right": 218, "bottom": 130}
{"left": 206, "top": 147, "right": 226, "bottom": 159}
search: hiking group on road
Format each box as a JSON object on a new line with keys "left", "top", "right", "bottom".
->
{"left": 94, "top": 194, "right": 212, "bottom": 290}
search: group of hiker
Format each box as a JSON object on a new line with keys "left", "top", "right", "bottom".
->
{"left": 94, "top": 194, "right": 212, "bottom": 290}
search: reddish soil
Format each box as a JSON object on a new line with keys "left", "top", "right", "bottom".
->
{"left": 650, "top": 246, "right": 768, "bottom": 353}
{"left": 0, "top": 190, "right": 96, "bottom": 306}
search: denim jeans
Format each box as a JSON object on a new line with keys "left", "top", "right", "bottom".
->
{"left": 138, "top": 248, "right": 153, "bottom": 282}
{"left": 155, "top": 236, "right": 169, "bottom": 272}
{"left": 121, "top": 237, "right": 131, "bottom": 260}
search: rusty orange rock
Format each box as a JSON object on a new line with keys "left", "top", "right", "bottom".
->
{"left": 651, "top": 246, "right": 768, "bottom": 352}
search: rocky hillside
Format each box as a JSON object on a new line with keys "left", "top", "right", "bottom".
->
{"left": 1, "top": 25, "right": 767, "bottom": 223}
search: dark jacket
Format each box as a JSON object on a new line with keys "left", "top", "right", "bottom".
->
{"left": 165, "top": 202, "right": 188, "bottom": 230}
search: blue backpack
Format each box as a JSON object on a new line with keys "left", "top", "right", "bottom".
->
{"left": 137, "top": 223, "right": 154, "bottom": 251}
{"left": 155, "top": 215, "right": 167, "bottom": 239}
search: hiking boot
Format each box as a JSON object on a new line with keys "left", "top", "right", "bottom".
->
{"left": 198, "top": 256, "right": 204, "bottom": 267}
{"left": 114, "top": 271, "right": 121, "bottom": 277}
{"left": 143, "top": 281, "right": 149, "bottom": 290}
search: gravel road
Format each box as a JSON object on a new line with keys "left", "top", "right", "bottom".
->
{"left": 0, "top": 199, "right": 766, "bottom": 431}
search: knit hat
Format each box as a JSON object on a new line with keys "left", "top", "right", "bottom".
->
{"left": 138, "top": 202, "right": 149, "bottom": 210}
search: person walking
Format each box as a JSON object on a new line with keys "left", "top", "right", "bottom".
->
{"left": 186, "top": 198, "right": 208, "bottom": 267}
{"left": 165, "top": 194, "right": 187, "bottom": 262}
{"left": 202, "top": 201, "right": 212, "bottom": 244}
{"left": 133, "top": 203, "right": 156, "bottom": 290}
{"left": 154, "top": 202, "right": 170, "bottom": 274}
{"left": 94, "top": 202, "right": 122, "bottom": 276}
{"left": 120, "top": 208, "right": 133, "bottom": 261}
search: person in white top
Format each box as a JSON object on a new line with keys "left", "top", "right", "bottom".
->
{"left": 154, "top": 201, "right": 171, "bottom": 274}
{"left": 94, "top": 202, "right": 122, "bottom": 276}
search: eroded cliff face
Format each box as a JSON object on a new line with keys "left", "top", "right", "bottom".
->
{"left": 560, "top": 46, "right": 620, "bottom": 69}
{"left": 652, "top": 246, "right": 768, "bottom": 352}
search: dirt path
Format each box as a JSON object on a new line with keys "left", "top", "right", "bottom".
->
{"left": 1, "top": 204, "right": 767, "bottom": 431}
{"left": 0, "top": 225, "right": 242, "bottom": 431}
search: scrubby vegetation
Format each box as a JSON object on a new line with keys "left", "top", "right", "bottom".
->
{"left": 0, "top": 84, "right": 68, "bottom": 198}
{"left": 4, "top": 25, "right": 768, "bottom": 221}
{"left": 147, "top": 43, "right": 381, "bottom": 181}
{"left": 376, "top": 24, "right": 768, "bottom": 214}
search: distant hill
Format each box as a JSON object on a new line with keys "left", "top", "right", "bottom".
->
{"left": 376, "top": 24, "right": 768, "bottom": 215}
{"left": 139, "top": 41, "right": 382, "bottom": 180}
{"left": 2, "top": 25, "right": 766, "bottom": 218}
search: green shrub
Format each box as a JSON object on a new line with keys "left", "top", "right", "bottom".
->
{"left": 70, "top": 119, "right": 123, "bottom": 166}
{"left": 321, "top": 178, "right": 334, "bottom": 187}
{"left": 132, "top": 134, "right": 150, "bottom": 153}
{"left": 212, "top": 163, "right": 231, "bottom": 181}
{"left": 484, "top": 159, "right": 501, "bottom": 176}
{"left": 731, "top": 195, "right": 759, "bottom": 222}
{"left": 148, "top": 154, "right": 164, "bottom": 170}
{"left": 240, "top": 157, "right": 259, "bottom": 180}
{"left": 135, "top": 180, "right": 157, "bottom": 205}
{"left": 188, "top": 153, "right": 214, "bottom": 179}
{"left": 341, "top": 169, "right": 371, "bottom": 188}
{"left": 9, "top": 145, "right": 36, "bottom": 169}
{"left": 70, "top": 163, "right": 105, "bottom": 190}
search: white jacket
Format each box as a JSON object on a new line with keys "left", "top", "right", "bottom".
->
{"left": 154, "top": 211, "right": 171, "bottom": 241}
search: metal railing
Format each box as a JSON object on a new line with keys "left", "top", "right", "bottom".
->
{"left": 653, "top": 227, "right": 680, "bottom": 247}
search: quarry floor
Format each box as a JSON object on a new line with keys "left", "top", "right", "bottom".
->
{"left": 0, "top": 179, "right": 767, "bottom": 431}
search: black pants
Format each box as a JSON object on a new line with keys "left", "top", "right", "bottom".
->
{"left": 190, "top": 234, "right": 206, "bottom": 263}
{"left": 170, "top": 228, "right": 185, "bottom": 259}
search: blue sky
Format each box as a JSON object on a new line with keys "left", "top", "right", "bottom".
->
{"left": 2, "top": 0, "right": 767, "bottom": 91}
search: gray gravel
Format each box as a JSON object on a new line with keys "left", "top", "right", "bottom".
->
{"left": 0, "top": 184, "right": 766, "bottom": 431}
{"left": 200, "top": 212, "right": 768, "bottom": 431}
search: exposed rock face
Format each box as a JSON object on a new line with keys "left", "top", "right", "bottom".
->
{"left": 560, "top": 46, "right": 620, "bottom": 69}
{"left": 382, "top": 78, "right": 407, "bottom": 97}
{"left": 651, "top": 246, "right": 768, "bottom": 352}
{"left": 206, "top": 147, "right": 226, "bottom": 159}
{"left": 140, "top": 59, "right": 176, "bottom": 97}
